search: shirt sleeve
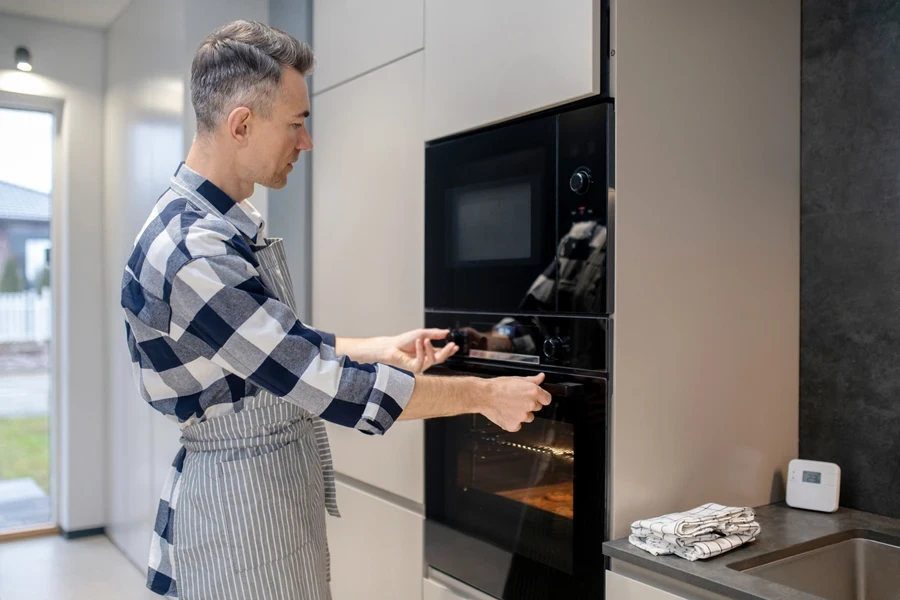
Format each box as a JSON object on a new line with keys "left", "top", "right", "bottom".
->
{"left": 167, "top": 252, "right": 415, "bottom": 435}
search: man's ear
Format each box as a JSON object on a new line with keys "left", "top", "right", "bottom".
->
{"left": 226, "top": 106, "right": 252, "bottom": 144}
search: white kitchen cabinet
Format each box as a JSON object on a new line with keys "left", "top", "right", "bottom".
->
{"left": 606, "top": 562, "right": 737, "bottom": 600}
{"left": 328, "top": 481, "right": 424, "bottom": 600}
{"left": 311, "top": 51, "right": 424, "bottom": 339}
{"left": 311, "top": 52, "right": 426, "bottom": 501}
{"left": 607, "top": 571, "right": 690, "bottom": 600}
{"left": 313, "top": 0, "right": 423, "bottom": 91}
{"left": 424, "top": 0, "right": 602, "bottom": 140}
{"left": 324, "top": 420, "right": 424, "bottom": 503}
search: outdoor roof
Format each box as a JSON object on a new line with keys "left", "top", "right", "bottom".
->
{"left": 0, "top": 180, "right": 51, "bottom": 223}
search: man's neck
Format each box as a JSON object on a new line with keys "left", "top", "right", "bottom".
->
{"left": 184, "top": 138, "right": 254, "bottom": 203}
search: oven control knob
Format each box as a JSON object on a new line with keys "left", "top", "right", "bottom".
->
{"left": 448, "top": 328, "right": 467, "bottom": 349}
{"left": 569, "top": 168, "right": 592, "bottom": 195}
{"left": 543, "top": 336, "right": 571, "bottom": 359}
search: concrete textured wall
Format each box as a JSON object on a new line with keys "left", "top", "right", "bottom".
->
{"left": 801, "top": 0, "right": 900, "bottom": 518}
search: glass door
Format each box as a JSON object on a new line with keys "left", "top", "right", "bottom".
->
{"left": 425, "top": 114, "right": 558, "bottom": 313}
{"left": 425, "top": 367, "right": 607, "bottom": 599}
{"left": 0, "top": 106, "right": 55, "bottom": 533}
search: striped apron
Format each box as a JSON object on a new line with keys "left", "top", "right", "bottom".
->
{"left": 173, "top": 238, "right": 339, "bottom": 600}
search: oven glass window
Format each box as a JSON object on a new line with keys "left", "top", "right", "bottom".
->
{"left": 470, "top": 416, "right": 574, "bottom": 518}
{"left": 425, "top": 366, "right": 607, "bottom": 598}
{"left": 451, "top": 179, "right": 533, "bottom": 264}
{"left": 452, "top": 407, "right": 576, "bottom": 574}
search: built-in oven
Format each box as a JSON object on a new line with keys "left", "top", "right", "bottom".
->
{"left": 425, "top": 311, "right": 609, "bottom": 599}
{"left": 425, "top": 99, "right": 614, "bottom": 316}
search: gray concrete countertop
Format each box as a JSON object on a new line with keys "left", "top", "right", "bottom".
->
{"left": 602, "top": 503, "right": 900, "bottom": 600}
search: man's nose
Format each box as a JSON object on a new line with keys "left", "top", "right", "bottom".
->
{"left": 297, "top": 130, "right": 312, "bottom": 151}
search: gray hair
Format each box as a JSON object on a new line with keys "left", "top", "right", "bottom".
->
{"left": 191, "top": 20, "right": 315, "bottom": 134}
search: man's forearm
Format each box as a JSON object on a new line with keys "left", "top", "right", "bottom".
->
{"left": 334, "top": 336, "right": 390, "bottom": 364}
{"left": 397, "top": 375, "right": 484, "bottom": 421}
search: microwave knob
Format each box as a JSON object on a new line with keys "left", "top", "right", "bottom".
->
{"left": 569, "top": 168, "right": 592, "bottom": 195}
{"left": 543, "top": 336, "right": 571, "bottom": 359}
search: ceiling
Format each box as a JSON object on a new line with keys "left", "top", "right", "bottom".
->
{"left": 0, "top": 0, "right": 132, "bottom": 29}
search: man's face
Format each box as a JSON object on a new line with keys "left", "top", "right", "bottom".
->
{"left": 244, "top": 66, "right": 312, "bottom": 189}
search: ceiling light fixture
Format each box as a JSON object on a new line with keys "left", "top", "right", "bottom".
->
{"left": 15, "top": 47, "right": 32, "bottom": 72}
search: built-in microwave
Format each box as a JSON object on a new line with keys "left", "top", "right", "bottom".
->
{"left": 425, "top": 98, "right": 615, "bottom": 316}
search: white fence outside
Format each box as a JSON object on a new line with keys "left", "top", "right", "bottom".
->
{"left": 0, "top": 290, "right": 51, "bottom": 343}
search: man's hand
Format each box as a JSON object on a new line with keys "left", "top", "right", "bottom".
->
{"left": 383, "top": 328, "right": 459, "bottom": 374}
{"left": 335, "top": 329, "right": 459, "bottom": 373}
{"left": 399, "top": 372, "right": 553, "bottom": 432}
{"left": 479, "top": 373, "right": 552, "bottom": 432}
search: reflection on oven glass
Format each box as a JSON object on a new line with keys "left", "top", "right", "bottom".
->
{"left": 524, "top": 187, "right": 614, "bottom": 314}
{"left": 449, "top": 188, "right": 613, "bottom": 317}
{"left": 459, "top": 318, "right": 539, "bottom": 357}
{"left": 466, "top": 415, "right": 574, "bottom": 520}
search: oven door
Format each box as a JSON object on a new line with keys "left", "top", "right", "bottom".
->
{"left": 425, "top": 114, "right": 558, "bottom": 313}
{"left": 424, "top": 364, "right": 607, "bottom": 599}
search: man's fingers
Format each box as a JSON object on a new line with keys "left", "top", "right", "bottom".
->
{"left": 537, "top": 389, "right": 552, "bottom": 406}
{"left": 424, "top": 338, "right": 437, "bottom": 367}
{"left": 410, "top": 338, "right": 424, "bottom": 371}
{"left": 423, "top": 328, "right": 450, "bottom": 340}
{"left": 435, "top": 343, "right": 458, "bottom": 363}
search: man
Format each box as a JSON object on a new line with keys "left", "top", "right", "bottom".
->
{"left": 121, "top": 19, "right": 551, "bottom": 600}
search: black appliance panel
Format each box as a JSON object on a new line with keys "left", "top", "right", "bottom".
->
{"left": 425, "top": 100, "right": 614, "bottom": 316}
{"left": 425, "top": 358, "right": 607, "bottom": 600}
{"left": 425, "top": 116, "right": 557, "bottom": 313}
{"left": 428, "top": 312, "right": 609, "bottom": 374}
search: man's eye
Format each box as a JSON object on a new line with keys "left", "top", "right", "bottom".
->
{"left": 292, "top": 123, "right": 304, "bottom": 129}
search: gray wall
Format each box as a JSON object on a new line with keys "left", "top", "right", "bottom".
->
{"left": 267, "top": 0, "right": 313, "bottom": 322}
{"left": 801, "top": 0, "right": 900, "bottom": 518}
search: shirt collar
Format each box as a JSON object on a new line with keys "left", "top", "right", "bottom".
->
{"left": 172, "top": 162, "right": 266, "bottom": 244}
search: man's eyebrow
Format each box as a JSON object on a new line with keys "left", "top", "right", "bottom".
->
{"left": 294, "top": 111, "right": 310, "bottom": 118}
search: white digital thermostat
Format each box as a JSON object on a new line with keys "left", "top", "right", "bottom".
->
{"left": 786, "top": 459, "right": 841, "bottom": 513}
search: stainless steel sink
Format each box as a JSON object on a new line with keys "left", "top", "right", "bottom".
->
{"left": 728, "top": 529, "right": 900, "bottom": 600}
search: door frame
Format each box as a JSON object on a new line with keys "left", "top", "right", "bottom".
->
{"left": 0, "top": 89, "right": 65, "bottom": 539}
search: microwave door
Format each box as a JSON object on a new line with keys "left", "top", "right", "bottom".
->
{"left": 425, "top": 115, "right": 558, "bottom": 313}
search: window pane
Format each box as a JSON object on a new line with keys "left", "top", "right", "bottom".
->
{"left": 0, "top": 107, "right": 54, "bottom": 531}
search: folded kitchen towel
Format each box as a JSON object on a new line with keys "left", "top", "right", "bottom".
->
{"left": 628, "top": 503, "right": 761, "bottom": 561}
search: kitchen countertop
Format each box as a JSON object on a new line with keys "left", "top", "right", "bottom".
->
{"left": 602, "top": 502, "right": 900, "bottom": 600}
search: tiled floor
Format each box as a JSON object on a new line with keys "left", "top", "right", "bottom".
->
{"left": 0, "top": 534, "right": 158, "bottom": 600}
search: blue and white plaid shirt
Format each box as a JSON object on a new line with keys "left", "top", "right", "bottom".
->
{"left": 122, "top": 162, "right": 415, "bottom": 431}
{"left": 121, "top": 162, "right": 416, "bottom": 596}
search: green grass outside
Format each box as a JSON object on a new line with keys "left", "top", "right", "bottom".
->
{"left": 0, "top": 416, "right": 50, "bottom": 494}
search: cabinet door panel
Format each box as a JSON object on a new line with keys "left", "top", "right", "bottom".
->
{"left": 313, "top": 0, "right": 423, "bottom": 90}
{"left": 424, "top": 0, "right": 600, "bottom": 139}
{"left": 328, "top": 482, "right": 424, "bottom": 600}
{"left": 312, "top": 53, "right": 425, "bottom": 501}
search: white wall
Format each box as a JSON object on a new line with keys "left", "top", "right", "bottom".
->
{"left": 0, "top": 12, "right": 107, "bottom": 533}
{"left": 103, "top": 0, "right": 186, "bottom": 566}
{"left": 104, "top": 0, "right": 269, "bottom": 568}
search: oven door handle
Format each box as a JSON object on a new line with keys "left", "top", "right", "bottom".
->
{"left": 540, "top": 382, "right": 584, "bottom": 398}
